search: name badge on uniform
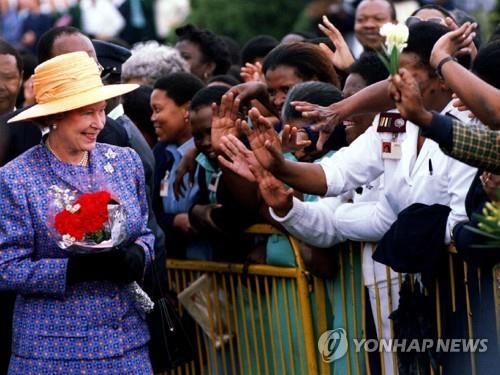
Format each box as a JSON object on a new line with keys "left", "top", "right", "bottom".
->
{"left": 208, "top": 171, "right": 222, "bottom": 193}
{"left": 160, "top": 170, "right": 169, "bottom": 197}
{"left": 377, "top": 112, "right": 406, "bottom": 133}
{"left": 382, "top": 141, "right": 402, "bottom": 159}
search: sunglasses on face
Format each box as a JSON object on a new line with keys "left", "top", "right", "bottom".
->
{"left": 405, "top": 16, "right": 445, "bottom": 27}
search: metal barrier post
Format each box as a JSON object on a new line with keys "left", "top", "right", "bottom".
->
{"left": 288, "top": 235, "right": 319, "bottom": 374}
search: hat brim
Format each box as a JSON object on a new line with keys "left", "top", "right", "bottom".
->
{"left": 8, "top": 83, "right": 139, "bottom": 123}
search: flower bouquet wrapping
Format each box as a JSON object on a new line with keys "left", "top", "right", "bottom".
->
{"left": 48, "top": 185, "right": 154, "bottom": 312}
{"left": 377, "top": 22, "right": 409, "bottom": 75}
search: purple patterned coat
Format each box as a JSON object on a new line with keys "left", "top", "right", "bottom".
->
{"left": 0, "top": 143, "right": 154, "bottom": 362}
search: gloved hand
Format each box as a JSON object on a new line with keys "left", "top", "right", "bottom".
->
{"left": 66, "top": 243, "right": 146, "bottom": 285}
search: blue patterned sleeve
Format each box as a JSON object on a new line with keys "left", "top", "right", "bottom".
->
{"left": 0, "top": 167, "right": 67, "bottom": 296}
{"left": 127, "top": 148, "right": 154, "bottom": 272}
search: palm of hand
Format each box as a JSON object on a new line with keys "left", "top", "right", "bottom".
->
{"left": 241, "top": 63, "right": 263, "bottom": 82}
{"left": 212, "top": 115, "right": 239, "bottom": 153}
{"left": 212, "top": 93, "right": 242, "bottom": 152}
{"left": 248, "top": 127, "right": 282, "bottom": 172}
{"left": 258, "top": 173, "right": 291, "bottom": 211}
{"left": 231, "top": 152, "right": 255, "bottom": 182}
{"left": 318, "top": 15, "right": 355, "bottom": 71}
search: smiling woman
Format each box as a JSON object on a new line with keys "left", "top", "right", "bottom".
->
{"left": 8, "top": 52, "right": 136, "bottom": 165}
{"left": 150, "top": 72, "right": 204, "bottom": 144}
{"left": 43, "top": 101, "right": 107, "bottom": 165}
{"left": 2, "top": 52, "right": 158, "bottom": 374}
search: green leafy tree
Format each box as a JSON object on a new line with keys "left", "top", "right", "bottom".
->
{"left": 186, "top": 0, "right": 309, "bottom": 45}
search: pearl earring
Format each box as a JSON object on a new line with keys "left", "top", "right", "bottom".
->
{"left": 52, "top": 123, "right": 57, "bottom": 130}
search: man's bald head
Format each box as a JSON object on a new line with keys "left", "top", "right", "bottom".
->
{"left": 37, "top": 26, "right": 97, "bottom": 63}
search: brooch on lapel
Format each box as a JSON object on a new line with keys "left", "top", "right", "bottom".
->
{"left": 104, "top": 148, "right": 117, "bottom": 174}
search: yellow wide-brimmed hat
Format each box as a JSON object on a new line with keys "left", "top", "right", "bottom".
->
{"left": 8, "top": 51, "right": 138, "bottom": 123}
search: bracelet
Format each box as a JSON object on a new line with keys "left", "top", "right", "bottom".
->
{"left": 435, "top": 56, "right": 457, "bottom": 79}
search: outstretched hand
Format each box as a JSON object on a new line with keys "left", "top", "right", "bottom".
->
{"left": 249, "top": 162, "right": 294, "bottom": 217}
{"left": 281, "top": 124, "right": 311, "bottom": 153}
{"left": 389, "top": 68, "right": 431, "bottom": 126}
{"left": 318, "top": 15, "right": 355, "bottom": 71}
{"left": 217, "top": 134, "right": 261, "bottom": 182}
{"left": 240, "top": 61, "right": 264, "bottom": 82}
{"left": 451, "top": 93, "right": 475, "bottom": 119}
{"left": 212, "top": 92, "right": 241, "bottom": 152}
{"left": 241, "top": 107, "right": 285, "bottom": 173}
{"left": 430, "top": 19, "right": 477, "bottom": 68}
{"left": 290, "top": 101, "right": 343, "bottom": 151}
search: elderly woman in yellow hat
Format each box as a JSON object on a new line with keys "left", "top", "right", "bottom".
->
{"left": 0, "top": 52, "right": 154, "bottom": 374}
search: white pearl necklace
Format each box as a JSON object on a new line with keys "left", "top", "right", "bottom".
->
{"left": 46, "top": 138, "right": 89, "bottom": 167}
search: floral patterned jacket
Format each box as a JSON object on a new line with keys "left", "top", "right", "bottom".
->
{"left": 0, "top": 143, "right": 154, "bottom": 360}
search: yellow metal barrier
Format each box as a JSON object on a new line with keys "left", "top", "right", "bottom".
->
{"left": 161, "top": 226, "right": 498, "bottom": 375}
{"left": 164, "top": 224, "right": 321, "bottom": 375}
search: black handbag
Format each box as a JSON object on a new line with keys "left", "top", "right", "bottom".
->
{"left": 147, "top": 259, "right": 195, "bottom": 373}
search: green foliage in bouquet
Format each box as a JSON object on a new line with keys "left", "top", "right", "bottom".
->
{"left": 85, "top": 229, "right": 111, "bottom": 244}
{"left": 465, "top": 199, "right": 500, "bottom": 249}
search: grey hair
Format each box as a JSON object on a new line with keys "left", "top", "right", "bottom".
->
{"left": 121, "top": 41, "right": 189, "bottom": 87}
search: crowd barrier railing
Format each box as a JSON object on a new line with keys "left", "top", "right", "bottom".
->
{"left": 162, "top": 225, "right": 498, "bottom": 375}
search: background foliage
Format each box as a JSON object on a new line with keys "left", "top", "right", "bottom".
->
{"left": 185, "top": 0, "right": 309, "bottom": 45}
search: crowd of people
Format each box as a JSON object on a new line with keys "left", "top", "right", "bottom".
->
{"left": 0, "top": 0, "right": 499, "bottom": 374}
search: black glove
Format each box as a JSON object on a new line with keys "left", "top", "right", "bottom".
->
{"left": 66, "top": 243, "right": 146, "bottom": 285}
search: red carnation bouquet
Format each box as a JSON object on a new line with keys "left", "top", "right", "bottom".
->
{"left": 49, "top": 186, "right": 127, "bottom": 251}
{"left": 48, "top": 185, "right": 154, "bottom": 312}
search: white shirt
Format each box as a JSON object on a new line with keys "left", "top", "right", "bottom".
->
{"left": 271, "top": 102, "right": 475, "bottom": 285}
{"left": 321, "top": 102, "right": 477, "bottom": 244}
{"left": 270, "top": 177, "right": 394, "bottom": 286}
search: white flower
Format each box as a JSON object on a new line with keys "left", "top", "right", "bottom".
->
{"left": 49, "top": 185, "right": 77, "bottom": 208}
{"left": 105, "top": 148, "right": 117, "bottom": 160}
{"left": 62, "top": 234, "right": 76, "bottom": 246}
{"left": 104, "top": 162, "right": 115, "bottom": 174}
{"left": 380, "top": 22, "right": 409, "bottom": 52}
{"left": 65, "top": 203, "right": 81, "bottom": 214}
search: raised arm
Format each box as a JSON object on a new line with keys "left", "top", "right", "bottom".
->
{"left": 390, "top": 69, "right": 500, "bottom": 173}
{"left": 430, "top": 22, "right": 500, "bottom": 128}
{"left": 242, "top": 107, "right": 329, "bottom": 195}
{"left": 227, "top": 81, "right": 280, "bottom": 118}
{"left": 291, "top": 79, "right": 392, "bottom": 150}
